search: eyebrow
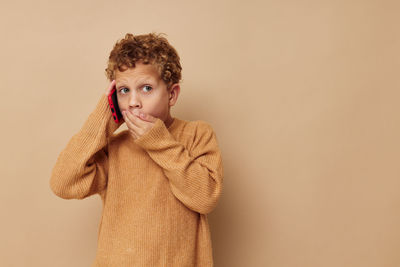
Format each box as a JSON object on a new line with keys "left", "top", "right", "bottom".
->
{"left": 137, "top": 77, "right": 157, "bottom": 85}
{"left": 117, "top": 76, "right": 157, "bottom": 86}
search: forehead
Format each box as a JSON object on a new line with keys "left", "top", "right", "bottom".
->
{"left": 115, "top": 63, "right": 161, "bottom": 84}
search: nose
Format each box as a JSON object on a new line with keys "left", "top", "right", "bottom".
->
{"left": 128, "top": 91, "right": 141, "bottom": 109}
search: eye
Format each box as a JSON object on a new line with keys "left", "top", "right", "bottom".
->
{"left": 142, "top": 85, "right": 152, "bottom": 92}
{"left": 119, "top": 87, "right": 129, "bottom": 94}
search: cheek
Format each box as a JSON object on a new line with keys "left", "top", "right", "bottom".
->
{"left": 117, "top": 98, "right": 125, "bottom": 110}
{"left": 145, "top": 104, "right": 164, "bottom": 118}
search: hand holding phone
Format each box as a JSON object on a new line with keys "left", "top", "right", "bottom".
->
{"left": 105, "top": 80, "right": 123, "bottom": 124}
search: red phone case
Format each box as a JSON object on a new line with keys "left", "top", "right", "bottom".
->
{"left": 108, "top": 87, "right": 123, "bottom": 124}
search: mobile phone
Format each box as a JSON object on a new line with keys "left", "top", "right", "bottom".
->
{"left": 107, "top": 86, "right": 123, "bottom": 124}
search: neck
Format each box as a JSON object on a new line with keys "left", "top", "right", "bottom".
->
{"left": 164, "top": 114, "right": 174, "bottom": 128}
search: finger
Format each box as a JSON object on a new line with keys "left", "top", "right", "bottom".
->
{"left": 105, "top": 80, "right": 116, "bottom": 96}
{"left": 128, "top": 110, "right": 146, "bottom": 128}
{"left": 106, "top": 80, "right": 116, "bottom": 96}
{"left": 122, "top": 110, "right": 131, "bottom": 126}
{"left": 123, "top": 110, "right": 140, "bottom": 132}
{"left": 139, "top": 112, "right": 157, "bottom": 122}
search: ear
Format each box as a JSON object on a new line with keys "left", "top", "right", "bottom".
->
{"left": 168, "top": 83, "right": 180, "bottom": 107}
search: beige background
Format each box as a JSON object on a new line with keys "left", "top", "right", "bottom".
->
{"left": 1, "top": 0, "right": 399, "bottom": 266}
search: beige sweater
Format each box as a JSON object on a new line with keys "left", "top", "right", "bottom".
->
{"left": 49, "top": 93, "right": 224, "bottom": 266}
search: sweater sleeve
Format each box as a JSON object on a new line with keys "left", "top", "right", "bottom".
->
{"left": 49, "top": 94, "right": 122, "bottom": 199}
{"left": 133, "top": 118, "right": 224, "bottom": 214}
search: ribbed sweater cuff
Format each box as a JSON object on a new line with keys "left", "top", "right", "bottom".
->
{"left": 133, "top": 118, "right": 172, "bottom": 150}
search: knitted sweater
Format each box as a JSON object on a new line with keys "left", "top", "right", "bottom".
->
{"left": 49, "top": 93, "right": 224, "bottom": 266}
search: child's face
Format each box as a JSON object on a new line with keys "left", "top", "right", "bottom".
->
{"left": 115, "top": 61, "right": 177, "bottom": 125}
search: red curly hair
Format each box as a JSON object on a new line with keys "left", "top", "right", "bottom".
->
{"left": 105, "top": 32, "right": 182, "bottom": 90}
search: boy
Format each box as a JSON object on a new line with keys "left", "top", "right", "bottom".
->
{"left": 49, "top": 32, "right": 224, "bottom": 267}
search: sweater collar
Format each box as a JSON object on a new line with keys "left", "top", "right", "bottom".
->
{"left": 167, "top": 117, "right": 179, "bottom": 132}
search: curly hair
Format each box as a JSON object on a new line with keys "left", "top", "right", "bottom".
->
{"left": 105, "top": 32, "right": 182, "bottom": 90}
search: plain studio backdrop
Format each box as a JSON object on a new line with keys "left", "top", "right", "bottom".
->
{"left": 1, "top": 0, "right": 399, "bottom": 266}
